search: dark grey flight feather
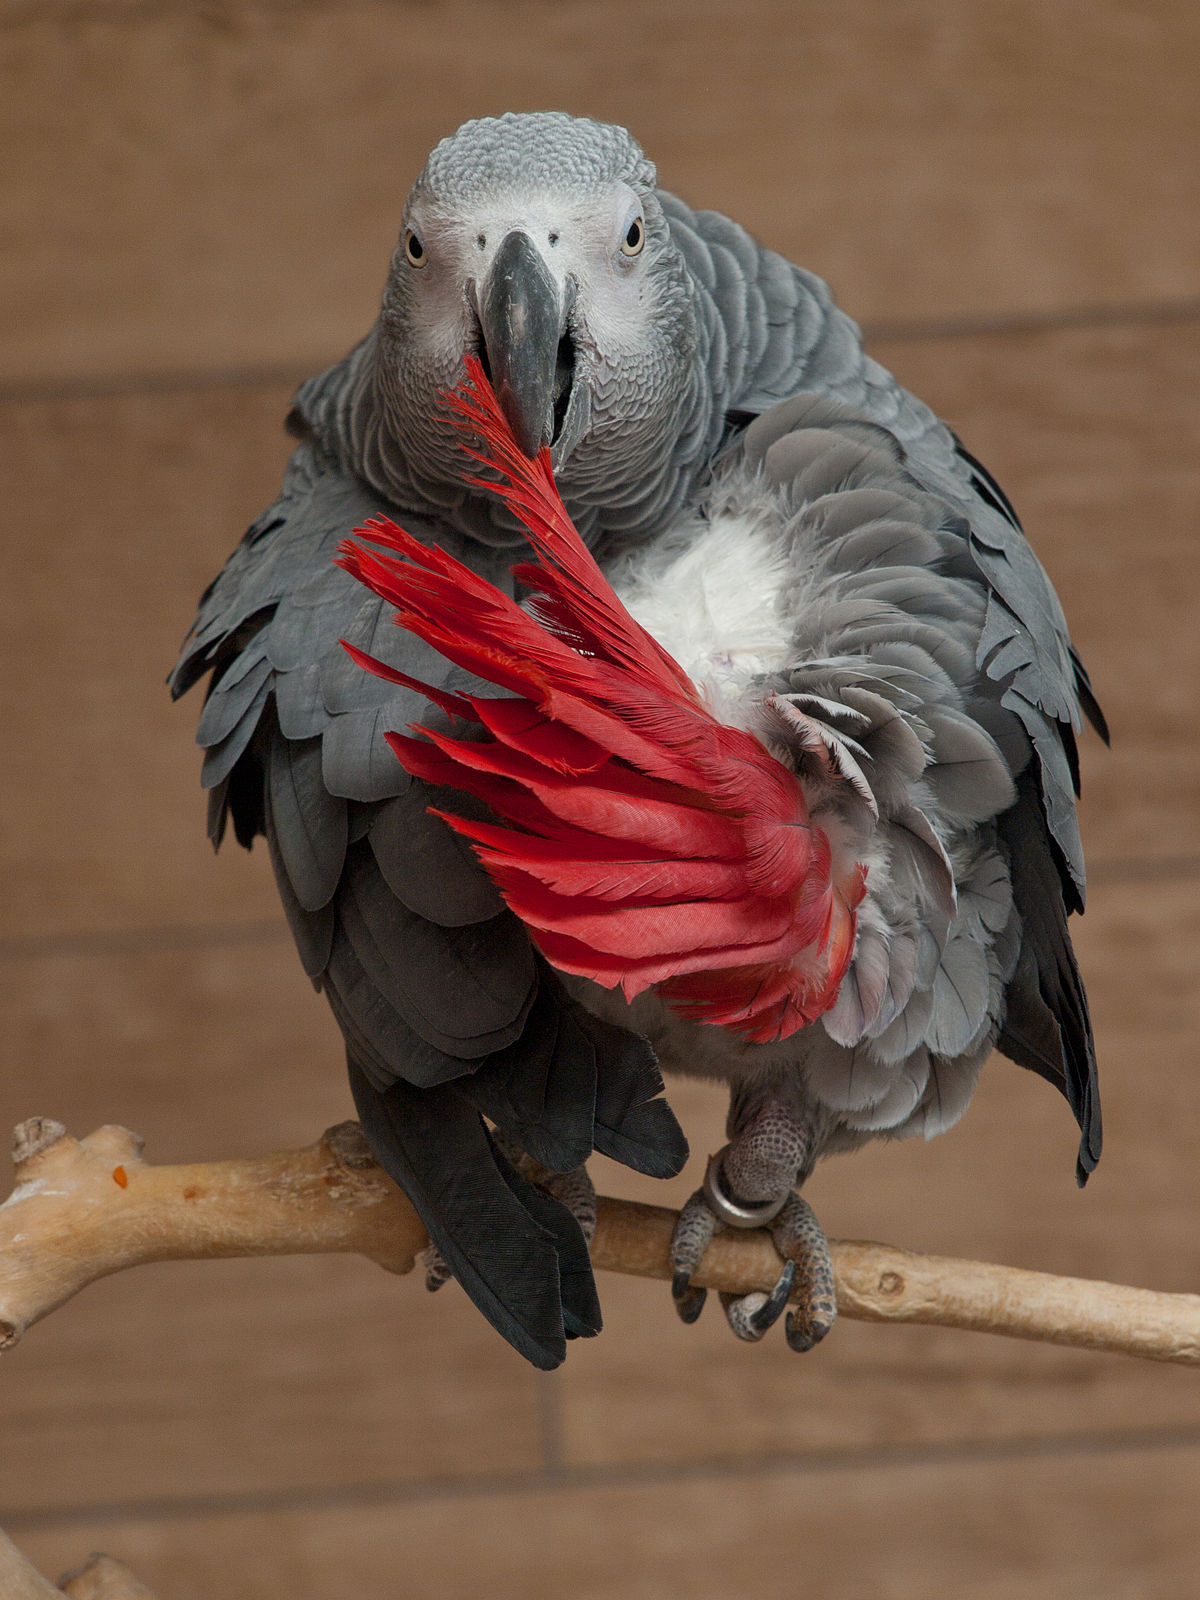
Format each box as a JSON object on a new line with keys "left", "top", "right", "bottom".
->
{"left": 367, "top": 785, "right": 501, "bottom": 926}
{"left": 453, "top": 972, "right": 600, "bottom": 1173}
{"left": 266, "top": 734, "right": 347, "bottom": 912}
{"left": 997, "top": 771, "right": 1101, "bottom": 1182}
{"left": 346, "top": 1058, "right": 600, "bottom": 1370}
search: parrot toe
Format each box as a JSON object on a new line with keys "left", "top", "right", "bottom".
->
{"left": 719, "top": 1258, "right": 796, "bottom": 1341}
{"left": 772, "top": 1192, "right": 837, "bottom": 1352}
{"left": 532, "top": 1161, "right": 597, "bottom": 1245}
{"left": 489, "top": 1129, "right": 600, "bottom": 1247}
{"left": 718, "top": 1194, "right": 835, "bottom": 1349}
{"left": 669, "top": 1188, "right": 719, "bottom": 1323}
{"left": 420, "top": 1241, "right": 453, "bottom": 1292}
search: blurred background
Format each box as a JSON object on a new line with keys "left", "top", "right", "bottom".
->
{"left": 2, "top": 2, "right": 1199, "bottom": 1594}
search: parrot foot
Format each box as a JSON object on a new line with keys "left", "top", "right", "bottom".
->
{"left": 529, "top": 1159, "right": 598, "bottom": 1244}
{"left": 668, "top": 1146, "right": 836, "bottom": 1350}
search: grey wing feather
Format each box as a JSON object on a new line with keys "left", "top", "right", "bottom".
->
{"left": 267, "top": 734, "right": 348, "bottom": 912}
{"left": 274, "top": 661, "right": 327, "bottom": 741}
{"left": 335, "top": 841, "right": 534, "bottom": 1063}
{"left": 367, "top": 784, "right": 501, "bottom": 925}
{"left": 200, "top": 675, "right": 273, "bottom": 789}
{"left": 173, "top": 438, "right": 686, "bottom": 1366}
{"left": 171, "top": 444, "right": 547, "bottom": 1082}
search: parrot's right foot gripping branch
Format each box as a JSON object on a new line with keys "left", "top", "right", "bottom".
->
{"left": 670, "top": 1097, "right": 836, "bottom": 1349}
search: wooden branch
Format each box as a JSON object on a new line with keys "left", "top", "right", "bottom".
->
{"left": 0, "top": 1118, "right": 424, "bottom": 1350}
{"left": 0, "top": 1529, "right": 158, "bottom": 1599}
{"left": 590, "top": 1197, "right": 1200, "bottom": 1363}
{"left": 57, "top": 1553, "right": 159, "bottom": 1599}
{"left": 0, "top": 1527, "right": 63, "bottom": 1600}
{"left": 4, "top": 1117, "right": 1200, "bottom": 1365}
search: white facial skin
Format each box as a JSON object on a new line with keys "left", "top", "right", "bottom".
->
{"left": 397, "top": 181, "right": 654, "bottom": 380}
{"left": 369, "top": 134, "right": 704, "bottom": 539}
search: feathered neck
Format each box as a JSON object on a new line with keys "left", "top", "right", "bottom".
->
{"left": 288, "top": 220, "right": 731, "bottom": 552}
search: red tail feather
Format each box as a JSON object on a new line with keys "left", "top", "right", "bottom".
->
{"left": 337, "top": 358, "right": 864, "bottom": 1041}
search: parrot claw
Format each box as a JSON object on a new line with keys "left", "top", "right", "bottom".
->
{"left": 671, "top": 1270, "right": 708, "bottom": 1324}
{"left": 758, "top": 1258, "right": 798, "bottom": 1329}
{"left": 722, "top": 1257, "right": 796, "bottom": 1340}
{"left": 785, "top": 1303, "right": 835, "bottom": 1353}
{"left": 421, "top": 1242, "right": 453, "bottom": 1293}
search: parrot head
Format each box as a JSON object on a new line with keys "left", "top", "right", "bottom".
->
{"left": 363, "top": 113, "right": 714, "bottom": 540}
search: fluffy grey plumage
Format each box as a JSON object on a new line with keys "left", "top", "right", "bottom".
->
{"left": 173, "top": 112, "right": 1103, "bottom": 1365}
{"left": 594, "top": 393, "right": 1037, "bottom": 1148}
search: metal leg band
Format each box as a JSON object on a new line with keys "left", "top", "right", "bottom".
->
{"left": 702, "top": 1146, "right": 790, "bottom": 1230}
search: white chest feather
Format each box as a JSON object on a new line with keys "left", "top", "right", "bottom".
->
{"left": 604, "top": 511, "right": 796, "bottom": 721}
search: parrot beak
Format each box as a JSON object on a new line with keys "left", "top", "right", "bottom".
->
{"left": 476, "top": 231, "right": 578, "bottom": 460}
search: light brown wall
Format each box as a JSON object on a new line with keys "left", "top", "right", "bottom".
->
{"left": 3, "top": 5, "right": 1200, "bottom": 1596}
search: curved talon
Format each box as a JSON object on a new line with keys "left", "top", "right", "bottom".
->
{"left": 785, "top": 1301, "right": 835, "bottom": 1353}
{"left": 719, "top": 1258, "right": 796, "bottom": 1342}
{"left": 749, "top": 1258, "right": 796, "bottom": 1336}
{"left": 672, "top": 1272, "right": 708, "bottom": 1324}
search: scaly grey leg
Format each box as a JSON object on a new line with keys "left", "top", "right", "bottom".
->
{"left": 669, "top": 1189, "right": 719, "bottom": 1323}
{"left": 668, "top": 1091, "right": 835, "bottom": 1348}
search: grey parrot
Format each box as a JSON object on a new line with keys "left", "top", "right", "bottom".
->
{"left": 172, "top": 112, "right": 1104, "bottom": 1368}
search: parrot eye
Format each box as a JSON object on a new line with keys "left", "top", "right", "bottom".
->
{"left": 620, "top": 215, "right": 645, "bottom": 257}
{"left": 403, "top": 228, "right": 427, "bottom": 268}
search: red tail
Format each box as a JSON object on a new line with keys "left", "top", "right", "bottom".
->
{"left": 336, "top": 358, "right": 864, "bottom": 1042}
